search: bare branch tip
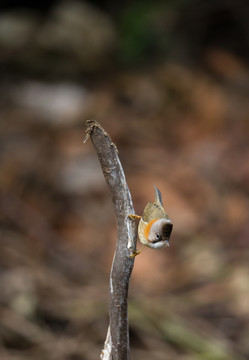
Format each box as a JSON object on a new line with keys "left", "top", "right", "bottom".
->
{"left": 83, "top": 119, "right": 101, "bottom": 143}
{"left": 84, "top": 119, "right": 110, "bottom": 143}
{"left": 85, "top": 119, "right": 99, "bottom": 134}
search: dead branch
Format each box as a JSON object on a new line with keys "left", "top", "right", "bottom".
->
{"left": 85, "top": 120, "right": 137, "bottom": 360}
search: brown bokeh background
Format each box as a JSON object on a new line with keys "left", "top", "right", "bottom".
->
{"left": 0, "top": 1, "right": 249, "bottom": 359}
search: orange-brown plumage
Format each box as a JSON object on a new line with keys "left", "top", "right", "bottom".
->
{"left": 144, "top": 218, "right": 158, "bottom": 241}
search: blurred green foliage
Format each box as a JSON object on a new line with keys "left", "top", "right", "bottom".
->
{"left": 117, "top": 1, "right": 187, "bottom": 66}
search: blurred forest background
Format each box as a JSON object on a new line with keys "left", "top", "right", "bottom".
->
{"left": 0, "top": 0, "right": 249, "bottom": 359}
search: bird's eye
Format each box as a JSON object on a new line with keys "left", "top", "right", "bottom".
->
{"left": 156, "top": 233, "right": 160, "bottom": 240}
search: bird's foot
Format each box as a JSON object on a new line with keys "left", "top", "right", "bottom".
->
{"left": 128, "top": 214, "right": 141, "bottom": 220}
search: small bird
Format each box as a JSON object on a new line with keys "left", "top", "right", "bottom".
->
{"left": 129, "top": 186, "right": 173, "bottom": 257}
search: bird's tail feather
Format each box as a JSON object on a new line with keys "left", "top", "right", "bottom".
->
{"left": 154, "top": 185, "right": 163, "bottom": 206}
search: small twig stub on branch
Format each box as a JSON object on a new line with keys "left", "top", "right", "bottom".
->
{"left": 85, "top": 120, "right": 137, "bottom": 360}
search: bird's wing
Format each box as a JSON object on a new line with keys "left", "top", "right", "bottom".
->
{"left": 141, "top": 202, "right": 165, "bottom": 222}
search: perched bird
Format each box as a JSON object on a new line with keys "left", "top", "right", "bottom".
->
{"left": 129, "top": 186, "right": 173, "bottom": 257}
